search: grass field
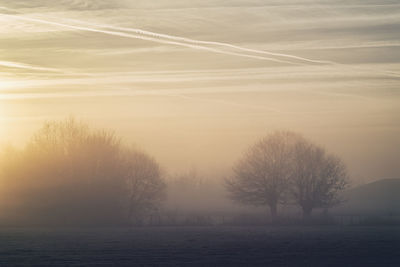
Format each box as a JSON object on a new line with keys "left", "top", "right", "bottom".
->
{"left": 0, "top": 226, "right": 399, "bottom": 266}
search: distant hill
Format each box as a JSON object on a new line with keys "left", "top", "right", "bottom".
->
{"left": 333, "top": 179, "right": 400, "bottom": 215}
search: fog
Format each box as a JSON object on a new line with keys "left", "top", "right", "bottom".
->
{"left": 0, "top": 0, "right": 399, "bottom": 222}
{"left": 0, "top": 0, "right": 399, "bottom": 228}
{"left": 0, "top": 2, "right": 399, "bottom": 266}
{"left": 0, "top": 118, "right": 397, "bottom": 227}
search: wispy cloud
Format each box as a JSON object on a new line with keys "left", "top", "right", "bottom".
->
{"left": 59, "top": 17, "right": 335, "bottom": 65}
{"left": 1, "top": 12, "right": 301, "bottom": 66}
{"left": 0, "top": 60, "right": 61, "bottom": 73}
{"left": 2, "top": 7, "right": 399, "bottom": 79}
{"left": 0, "top": 5, "right": 347, "bottom": 66}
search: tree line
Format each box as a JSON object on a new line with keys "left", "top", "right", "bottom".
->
{"left": 0, "top": 119, "right": 348, "bottom": 225}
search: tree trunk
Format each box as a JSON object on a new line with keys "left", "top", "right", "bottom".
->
{"left": 302, "top": 206, "right": 313, "bottom": 219}
{"left": 269, "top": 203, "right": 278, "bottom": 219}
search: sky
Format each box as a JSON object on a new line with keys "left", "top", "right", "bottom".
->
{"left": 0, "top": 0, "right": 399, "bottom": 183}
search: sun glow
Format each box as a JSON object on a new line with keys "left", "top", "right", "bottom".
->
{"left": 0, "top": 77, "right": 15, "bottom": 140}
{"left": 0, "top": 102, "right": 4, "bottom": 140}
{"left": 0, "top": 77, "right": 18, "bottom": 91}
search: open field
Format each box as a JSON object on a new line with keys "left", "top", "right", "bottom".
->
{"left": 0, "top": 226, "right": 399, "bottom": 266}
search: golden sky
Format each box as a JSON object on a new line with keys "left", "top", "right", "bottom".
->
{"left": 0, "top": 0, "right": 399, "bottom": 182}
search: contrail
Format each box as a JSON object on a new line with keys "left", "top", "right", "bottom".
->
{"left": 0, "top": 6, "right": 336, "bottom": 65}
{"left": 48, "top": 14, "right": 400, "bottom": 78}
{"left": 0, "top": 60, "right": 61, "bottom": 72}
{"left": 59, "top": 17, "right": 334, "bottom": 65}
{"left": 0, "top": 12, "right": 301, "bottom": 66}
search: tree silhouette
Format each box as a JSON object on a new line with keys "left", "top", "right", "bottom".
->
{"left": 0, "top": 118, "right": 165, "bottom": 226}
{"left": 122, "top": 149, "right": 165, "bottom": 224}
{"left": 290, "top": 139, "right": 348, "bottom": 218}
{"left": 226, "top": 131, "right": 301, "bottom": 218}
{"left": 226, "top": 131, "right": 349, "bottom": 219}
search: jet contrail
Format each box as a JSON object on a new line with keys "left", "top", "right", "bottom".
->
{"left": 42, "top": 13, "right": 400, "bottom": 78}
{"left": 0, "top": 6, "right": 336, "bottom": 65}
{"left": 0, "top": 60, "right": 61, "bottom": 72}
{"left": 0, "top": 12, "right": 302, "bottom": 66}
{"left": 59, "top": 17, "right": 334, "bottom": 65}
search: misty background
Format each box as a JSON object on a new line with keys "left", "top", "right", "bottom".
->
{"left": 1, "top": 2, "right": 399, "bottom": 266}
{"left": 1, "top": 0, "right": 399, "bottom": 185}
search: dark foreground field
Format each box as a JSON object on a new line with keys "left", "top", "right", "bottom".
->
{"left": 0, "top": 226, "right": 399, "bottom": 266}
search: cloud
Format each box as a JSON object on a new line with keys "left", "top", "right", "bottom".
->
{"left": 59, "top": 17, "right": 335, "bottom": 65}
{"left": 2, "top": 12, "right": 305, "bottom": 66}
{"left": 2, "top": 6, "right": 399, "bottom": 79}
{"left": 0, "top": 60, "right": 61, "bottom": 72}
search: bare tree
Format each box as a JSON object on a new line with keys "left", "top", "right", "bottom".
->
{"left": 290, "top": 140, "right": 349, "bottom": 218}
{"left": 122, "top": 149, "right": 166, "bottom": 224}
{"left": 226, "top": 131, "right": 349, "bottom": 220}
{"left": 0, "top": 118, "right": 166, "bottom": 226}
{"left": 225, "top": 131, "right": 302, "bottom": 218}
